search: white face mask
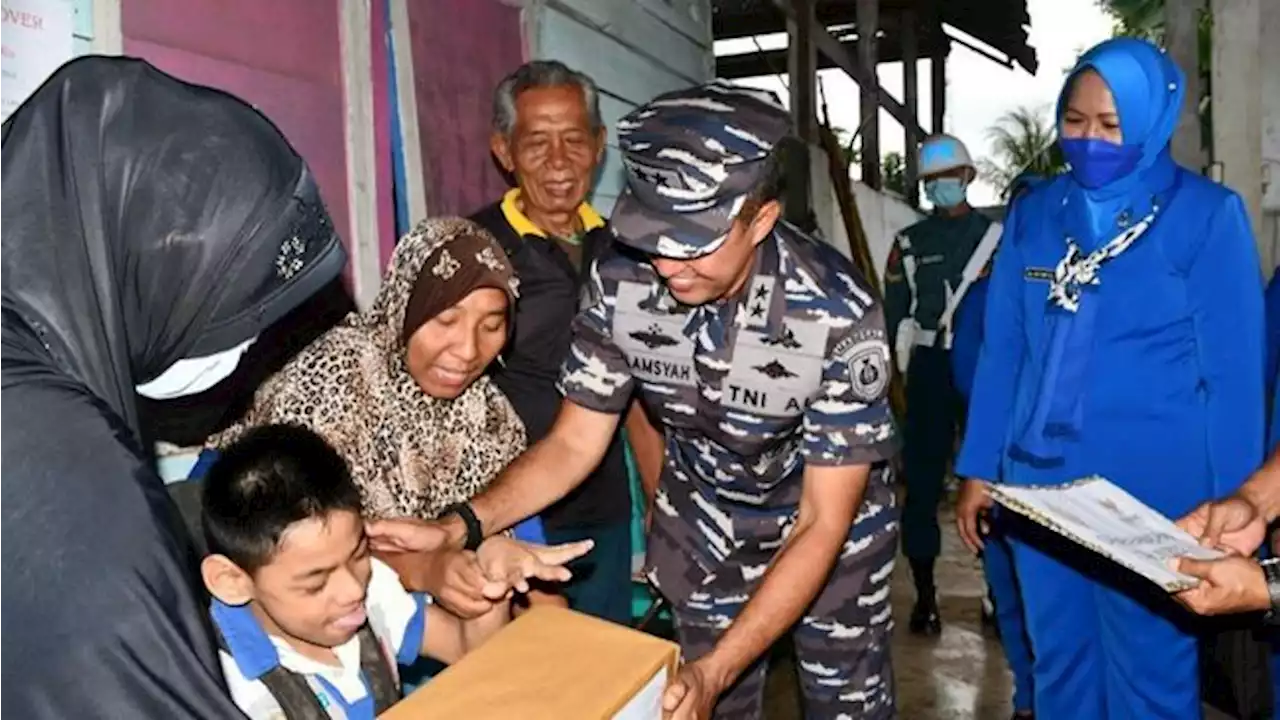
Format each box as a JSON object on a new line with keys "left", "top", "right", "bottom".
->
{"left": 135, "top": 337, "right": 257, "bottom": 400}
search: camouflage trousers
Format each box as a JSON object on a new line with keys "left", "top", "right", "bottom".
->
{"left": 671, "top": 528, "right": 897, "bottom": 719}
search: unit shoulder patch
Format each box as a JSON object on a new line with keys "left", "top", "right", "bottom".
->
{"left": 834, "top": 331, "right": 890, "bottom": 402}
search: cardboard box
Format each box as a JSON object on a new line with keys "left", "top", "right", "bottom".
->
{"left": 381, "top": 606, "right": 680, "bottom": 720}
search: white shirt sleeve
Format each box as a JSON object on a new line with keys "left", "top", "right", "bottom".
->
{"left": 365, "top": 557, "right": 430, "bottom": 666}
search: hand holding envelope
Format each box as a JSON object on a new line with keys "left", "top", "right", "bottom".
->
{"left": 985, "top": 476, "right": 1225, "bottom": 592}
{"left": 1169, "top": 495, "right": 1272, "bottom": 616}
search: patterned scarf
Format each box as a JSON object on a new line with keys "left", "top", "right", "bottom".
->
{"left": 1009, "top": 38, "right": 1184, "bottom": 469}
{"left": 212, "top": 218, "right": 527, "bottom": 520}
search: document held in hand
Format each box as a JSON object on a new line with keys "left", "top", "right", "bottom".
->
{"left": 986, "top": 476, "right": 1225, "bottom": 592}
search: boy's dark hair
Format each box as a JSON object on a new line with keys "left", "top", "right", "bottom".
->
{"left": 202, "top": 424, "right": 362, "bottom": 573}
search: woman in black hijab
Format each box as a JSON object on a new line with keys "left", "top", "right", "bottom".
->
{"left": 1, "top": 56, "right": 346, "bottom": 717}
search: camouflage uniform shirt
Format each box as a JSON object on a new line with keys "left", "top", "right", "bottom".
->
{"left": 558, "top": 221, "right": 899, "bottom": 606}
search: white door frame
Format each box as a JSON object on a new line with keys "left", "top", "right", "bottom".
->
{"left": 337, "top": 0, "right": 384, "bottom": 308}
{"left": 90, "top": 0, "right": 123, "bottom": 54}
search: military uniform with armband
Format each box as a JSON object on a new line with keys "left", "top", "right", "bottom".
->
{"left": 883, "top": 134, "right": 1002, "bottom": 635}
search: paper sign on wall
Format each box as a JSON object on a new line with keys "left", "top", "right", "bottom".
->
{"left": 2, "top": 0, "right": 74, "bottom": 120}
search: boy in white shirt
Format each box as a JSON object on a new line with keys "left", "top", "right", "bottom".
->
{"left": 199, "top": 424, "right": 592, "bottom": 719}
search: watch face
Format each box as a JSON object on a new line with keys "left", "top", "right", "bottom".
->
{"left": 1264, "top": 560, "right": 1280, "bottom": 611}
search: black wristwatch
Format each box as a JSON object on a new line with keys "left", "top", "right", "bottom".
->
{"left": 1263, "top": 558, "right": 1280, "bottom": 624}
{"left": 442, "top": 502, "right": 484, "bottom": 552}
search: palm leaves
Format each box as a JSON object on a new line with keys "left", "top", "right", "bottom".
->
{"left": 976, "top": 106, "right": 1067, "bottom": 200}
{"left": 1099, "top": 0, "right": 1164, "bottom": 38}
{"left": 829, "top": 128, "right": 909, "bottom": 197}
{"left": 881, "top": 151, "right": 906, "bottom": 195}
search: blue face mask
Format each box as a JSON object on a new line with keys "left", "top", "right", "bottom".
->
{"left": 1060, "top": 137, "right": 1142, "bottom": 189}
{"left": 924, "top": 178, "right": 967, "bottom": 208}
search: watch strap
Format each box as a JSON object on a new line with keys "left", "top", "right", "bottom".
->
{"left": 442, "top": 502, "right": 483, "bottom": 552}
{"left": 1262, "top": 558, "right": 1280, "bottom": 624}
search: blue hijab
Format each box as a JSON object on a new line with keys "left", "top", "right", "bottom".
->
{"left": 1011, "top": 38, "right": 1186, "bottom": 469}
{"left": 1057, "top": 38, "right": 1186, "bottom": 241}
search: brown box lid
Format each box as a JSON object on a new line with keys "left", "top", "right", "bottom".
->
{"left": 381, "top": 606, "right": 680, "bottom": 720}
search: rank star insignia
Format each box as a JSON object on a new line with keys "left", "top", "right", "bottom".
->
{"left": 754, "top": 359, "right": 798, "bottom": 379}
{"left": 750, "top": 303, "right": 765, "bottom": 318}
{"left": 754, "top": 285, "right": 769, "bottom": 300}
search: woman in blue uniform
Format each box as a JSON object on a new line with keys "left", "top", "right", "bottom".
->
{"left": 955, "top": 38, "right": 1265, "bottom": 718}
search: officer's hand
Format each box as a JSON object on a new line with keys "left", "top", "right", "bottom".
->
{"left": 376, "top": 547, "right": 507, "bottom": 619}
{"left": 955, "top": 479, "right": 994, "bottom": 554}
{"left": 475, "top": 535, "right": 594, "bottom": 593}
{"left": 1173, "top": 556, "right": 1271, "bottom": 616}
{"left": 1176, "top": 496, "right": 1268, "bottom": 557}
{"left": 663, "top": 659, "right": 727, "bottom": 720}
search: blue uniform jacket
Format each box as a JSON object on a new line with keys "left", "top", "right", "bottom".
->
{"left": 957, "top": 170, "right": 1265, "bottom": 517}
{"left": 950, "top": 277, "right": 989, "bottom": 402}
{"left": 1266, "top": 268, "right": 1280, "bottom": 399}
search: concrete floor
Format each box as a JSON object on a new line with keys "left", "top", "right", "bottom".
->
{"left": 885, "top": 507, "right": 1016, "bottom": 719}
{"left": 760, "top": 504, "right": 1016, "bottom": 720}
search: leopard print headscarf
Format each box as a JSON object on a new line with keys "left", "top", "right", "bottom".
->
{"left": 212, "top": 217, "right": 527, "bottom": 521}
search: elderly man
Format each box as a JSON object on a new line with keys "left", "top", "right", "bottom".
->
{"left": 468, "top": 60, "right": 648, "bottom": 626}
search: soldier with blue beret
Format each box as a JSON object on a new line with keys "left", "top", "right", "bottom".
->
{"left": 386, "top": 80, "right": 900, "bottom": 719}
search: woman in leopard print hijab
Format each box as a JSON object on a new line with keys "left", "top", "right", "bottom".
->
{"left": 212, "top": 217, "right": 526, "bottom": 521}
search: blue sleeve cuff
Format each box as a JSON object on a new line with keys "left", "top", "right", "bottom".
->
{"left": 187, "top": 448, "right": 221, "bottom": 481}
{"left": 512, "top": 516, "right": 546, "bottom": 544}
{"left": 955, "top": 445, "right": 1000, "bottom": 483}
{"left": 396, "top": 593, "right": 429, "bottom": 666}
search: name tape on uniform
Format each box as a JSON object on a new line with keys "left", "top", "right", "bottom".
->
{"left": 613, "top": 281, "right": 698, "bottom": 387}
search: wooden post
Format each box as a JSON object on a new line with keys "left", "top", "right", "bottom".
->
{"left": 856, "top": 0, "right": 880, "bottom": 188}
{"left": 902, "top": 7, "right": 920, "bottom": 206}
{"left": 786, "top": 0, "right": 815, "bottom": 227}
{"left": 767, "top": 0, "right": 927, "bottom": 141}
{"left": 1211, "top": 0, "right": 1264, "bottom": 256}
{"left": 1166, "top": 0, "right": 1205, "bottom": 171}
{"left": 788, "top": 0, "right": 816, "bottom": 143}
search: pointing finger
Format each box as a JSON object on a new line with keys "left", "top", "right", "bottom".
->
{"left": 533, "top": 540, "right": 595, "bottom": 567}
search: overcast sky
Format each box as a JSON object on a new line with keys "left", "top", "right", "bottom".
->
{"left": 714, "top": 0, "right": 1115, "bottom": 205}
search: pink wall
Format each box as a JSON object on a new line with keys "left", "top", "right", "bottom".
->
{"left": 406, "top": 0, "right": 524, "bottom": 216}
{"left": 121, "top": 0, "right": 517, "bottom": 266}
{"left": 122, "top": 0, "right": 397, "bottom": 269}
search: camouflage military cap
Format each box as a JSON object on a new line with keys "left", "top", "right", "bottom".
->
{"left": 611, "top": 80, "right": 792, "bottom": 259}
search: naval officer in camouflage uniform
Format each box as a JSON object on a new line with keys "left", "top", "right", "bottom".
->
{"left": 884, "top": 133, "right": 992, "bottom": 636}
{"left": 384, "top": 81, "right": 899, "bottom": 719}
